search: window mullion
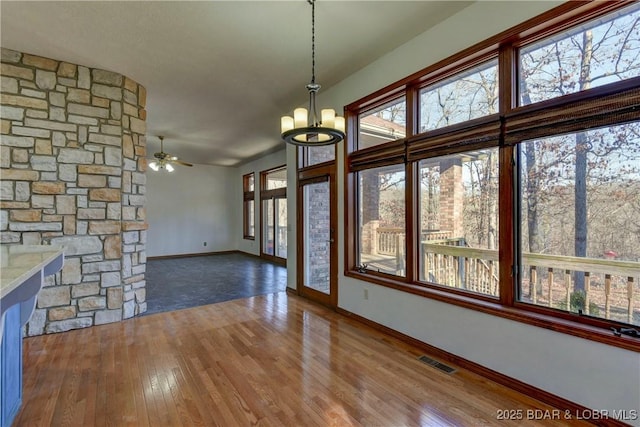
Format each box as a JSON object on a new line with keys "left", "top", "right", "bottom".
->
{"left": 498, "top": 42, "right": 517, "bottom": 306}
{"left": 498, "top": 144, "right": 516, "bottom": 306}
{"left": 405, "top": 84, "right": 418, "bottom": 283}
{"left": 499, "top": 43, "right": 517, "bottom": 114}
{"left": 406, "top": 160, "right": 417, "bottom": 284}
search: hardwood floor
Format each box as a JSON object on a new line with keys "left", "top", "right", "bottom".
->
{"left": 15, "top": 293, "right": 589, "bottom": 426}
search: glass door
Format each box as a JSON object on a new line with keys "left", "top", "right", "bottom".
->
{"left": 260, "top": 166, "right": 287, "bottom": 263}
{"left": 262, "top": 196, "right": 287, "bottom": 259}
{"left": 298, "top": 169, "right": 336, "bottom": 306}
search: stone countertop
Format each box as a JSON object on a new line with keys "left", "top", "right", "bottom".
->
{"left": 0, "top": 245, "right": 64, "bottom": 298}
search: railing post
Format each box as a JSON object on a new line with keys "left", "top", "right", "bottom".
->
{"left": 451, "top": 256, "right": 456, "bottom": 288}
{"left": 627, "top": 276, "right": 634, "bottom": 324}
{"left": 489, "top": 261, "right": 495, "bottom": 296}
{"left": 584, "top": 272, "right": 590, "bottom": 315}
{"left": 605, "top": 274, "right": 612, "bottom": 319}
{"left": 395, "top": 234, "right": 404, "bottom": 276}
{"left": 372, "top": 221, "right": 379, "bottom": 255}
{"left": 547, "top": 268, "right": 554, "bottom": 308}
{"left": 464, "top": 257, "right": 470, "bottom": 290}
{"left": 531, "top": 266, "right": 537, "bottom": 304}
{"left": 455, "top": 256, "right": 462, "bottom": 289}
{"left": 564, "top": 270, "right": 571, "bottom": 310}
{"left": 422, "top": 244, "right": 428, "bottom": 282}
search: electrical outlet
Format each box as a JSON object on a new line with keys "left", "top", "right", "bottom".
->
{"left": 364, "top": 288, "right": 369, "bottom": 300}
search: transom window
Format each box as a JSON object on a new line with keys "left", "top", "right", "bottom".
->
{"left": 519, "top": 2, "right": 640, "bottom": 106}
{"left": 419, "top": 59, "right": 498, "bottom": 132}
{"left": 358, "top": 97, "right": 406, "bottom": 150}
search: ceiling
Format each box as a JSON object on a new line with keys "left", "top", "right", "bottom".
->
{"left": 1, "top": 1, "right": 473, "bottom": 167}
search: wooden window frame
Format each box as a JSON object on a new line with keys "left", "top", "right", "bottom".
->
{"left": 242, "top": 173, "right": 255, "bottom": 240}
{"left": 344, "top": 0, "right": 640, "bottom": 352}
{"left": 260, "top": 165, "right": 287, "bottom": 264}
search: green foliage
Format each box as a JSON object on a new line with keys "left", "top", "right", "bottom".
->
{"left": 555, "top": 291, "right": 600, "bottom": 316}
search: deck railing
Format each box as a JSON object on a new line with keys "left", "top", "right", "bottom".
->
{"left": 376, "top": 228, "right": 405, "bottom": 256}
{"left": 521, "top": 253, "right": 638, "bottom": 324}
{"left": 421, "top": 242, "right": 639, "bottom": 325}
{"left": 422, "top": 243, "right": 499, "bottom": 296}
{"left": 371, "top": 230, "right": 639, "bottom": 324}
{"left": 376, "top": 228, "right": 455, "bottom": 256}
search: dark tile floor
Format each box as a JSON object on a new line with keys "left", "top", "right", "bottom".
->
{"left": 144, "top": 252, "right": 287, "bottom": 315}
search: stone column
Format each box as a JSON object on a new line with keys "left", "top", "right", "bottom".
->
{"left": 0, "top": 48, "right": 147, "bottom": 335}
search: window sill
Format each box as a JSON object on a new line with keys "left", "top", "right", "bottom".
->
{"left": 344, "top": 270, "right": 640, "bottom": 352}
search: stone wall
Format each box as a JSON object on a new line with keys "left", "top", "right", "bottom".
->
{"left": 0, "top": 48, "right": 147, "bottom": 335}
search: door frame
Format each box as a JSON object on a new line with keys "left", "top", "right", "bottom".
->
{"left": 296, "top": 163, "right": 338, "bottom": 308}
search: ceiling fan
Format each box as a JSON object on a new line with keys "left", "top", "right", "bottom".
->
{"left": 148, "top": 136, "right": 193, "bottom": 172}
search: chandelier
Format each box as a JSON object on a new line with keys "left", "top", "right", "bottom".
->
{"left": 280, "top": 0, "right": 345, "bottom": 146}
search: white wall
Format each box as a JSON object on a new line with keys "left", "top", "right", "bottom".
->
{"left": 146, "top": 163, "right": 239, "bottom": 257}
{"left": 236, "top": 149, "right": 287, "bottom": 257}
{"left": 147, "top": 149, "right": 286, "bottom": 258}
{"left": 286, "top": 0, "right": 640, "bottom": 422}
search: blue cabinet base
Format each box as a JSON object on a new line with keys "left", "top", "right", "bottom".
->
{"left": 1, "top": 304, "right": 22, "bottom": 427}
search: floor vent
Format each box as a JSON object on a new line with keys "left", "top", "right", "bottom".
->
{"left": 418, "top": 355, "right": 456, "bottom": 374}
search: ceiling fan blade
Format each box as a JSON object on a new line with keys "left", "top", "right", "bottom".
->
{"left": 174, "top": 159, "right": 193, "bottom": 167}
{"left": 153, "top": 136, "right": 194, "bottom": 169}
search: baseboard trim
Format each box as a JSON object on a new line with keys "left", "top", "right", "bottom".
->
{"left": 147, "top": 250, "right": 279, "bottom": 263}
{"left": 285, "top": 287, "right": 299, "bottom": 296}
{"left": 147, "top": 250, "right": 239, "bottom": 261}
{"left": 335, "top": 307, "right": 629, "bottom": 427}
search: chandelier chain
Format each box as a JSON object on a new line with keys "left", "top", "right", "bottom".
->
{"left": 310, "top": 0, "right": 315, "bottom": 85}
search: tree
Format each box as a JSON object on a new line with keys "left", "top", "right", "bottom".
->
{"left": 421, "top": 62, "right": 500, "bottom": 248}
{"left": 520, "top": 7, "right": 640, "bottom": 291}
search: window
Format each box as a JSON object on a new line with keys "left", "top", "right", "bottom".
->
{"left": 358, "top": 97, "right": 406, "bottom": 150}
{"left": 243, "top": 173, "right": 255, "bottom": 239}
{"left": 357, "top": 164, "right": 406, "bottom": 277}
{"left": 519, "top": 2, "right": 640, "bottom": 106}
{"left": 418, "top": 148, "right": 499, "bottom": 297}
{"left": 301, "top": 145, "right": 335, "bottom": 168}
{"left": 261, "top": 166, "right": 287, "bottom": 261}
{"left": 518, "top": 123, "right": 640, "bottom": 326}
{"left": 264, "top": 168, "right": 286, "bottom": 190}
{"left": 345, "top": 1, "right": 640, "bottom": 349}
{"left": 419, "top": 59, "right": 498, "bottom": 132}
